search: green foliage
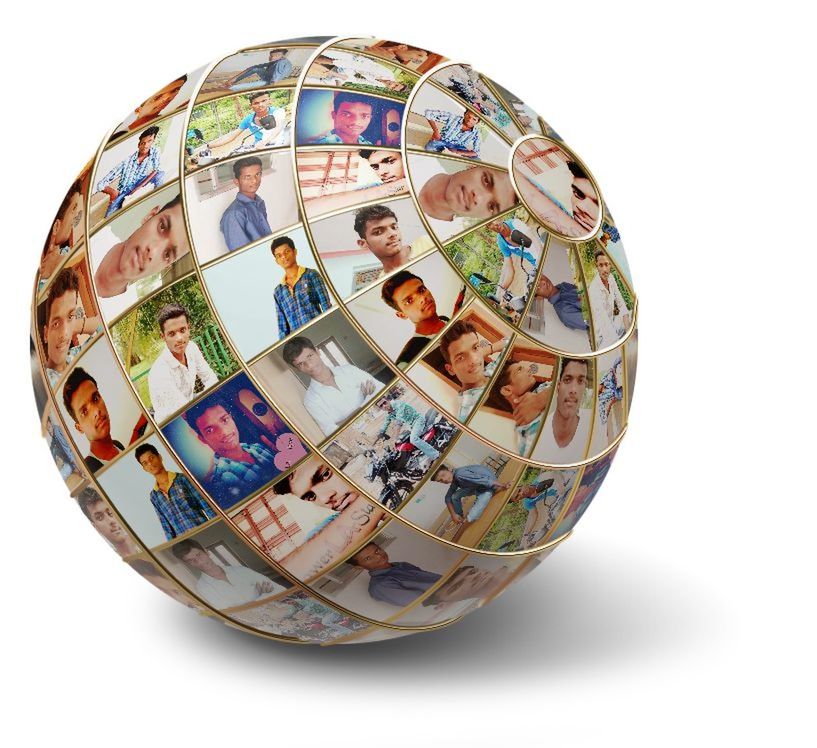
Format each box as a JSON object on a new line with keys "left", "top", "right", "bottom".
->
{"left": 479, "top": 500, "right": 527, "bottom": 552}
{"left": 577, "top": 239, "right": 633, "bottom": 310}
{"left": 189, "top": 90, "right": 292, "bottom": 142}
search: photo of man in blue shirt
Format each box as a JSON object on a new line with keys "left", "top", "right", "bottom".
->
{"left": 219, "top": 156, "right": 272, "bottom": 251}
{"left": 225, "top": 48, "right": 293, "bottom": 89}
{"left": 348, "top": 542, "right": 442, "bottom": 607}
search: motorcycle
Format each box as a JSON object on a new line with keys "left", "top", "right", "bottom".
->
{"left": 185, "top": 113, "right": 289, "bottom": 167}
{"left": 364, "top": 409, "right": 457, "bottom": 509}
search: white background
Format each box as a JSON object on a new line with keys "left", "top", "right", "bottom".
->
{"left": 5, "top": 3, "right": 816, "bottom": 746}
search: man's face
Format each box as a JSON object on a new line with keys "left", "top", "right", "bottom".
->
{"left": 137, "top": 450, "right": 165, "bottom": 476}
{"left": 138, "top": 81, "right": 183, "bottom": 118}
{"left": 181, "top": 547, "right": 214, "bottom": 573}
{"left": 360, "top": 215, "right": 403, "bottom": 260}
{"left": 536, "top": 275, "right": 556, "bottom": 298}
{"left": 462, "top": 111, "right": 479, "bottom": 129}
{"left": 287, "top": 459, "right": 359, "bottom": 512}
{"left": 392, "top": 277, "right": 437, "bottom": 324}
{"left": 88, "top": 500, "right": 129, "bottom": 546}
{"left": 118, "top": 202, "right": 189, "bottom": 282}
{"left": 365, "top": 151, "right": 404, "bottom": 183}
{"left": 160, "top": 315, "right": 190, "bottom": 357}
{"left": 235, "top": 164, "right": 263, "bottom": 197}
{"left": 137, "top": 133, "right": 156, "bottom": 156}
{"left": 571, "top": 177, "right": 599, "bottom": 231}
{"left": 250, "top": 94, "right": 270, "bottom": 116}
{"left": 44, "top": 290, "right": 78, "bottom": 367}
{"left": 269, "top": 50, "right": 285, "bottom": 62}
{"left": 273, "top": 242, "right": 297, "bottom": 270}
{"left": 351, "top": 543, "right": 389, "bottom": 570}
{"left": 331, "top": 101, "right": 372, "bottom": 142}
{"left": 71, "top": 380, "right": 110, "bottom": 442}
{"left": 500, "top": 361, "right": 537, "bottom": 400}
{"left": 556, "top": 361, "right": 588, "bottom": 419}
{"left": 444, "top": 332, "right": 485, "bottom": 387}
{"left": 394, "top": 46, "right": 427, "bottom": 65}
{"left": 56, "top": 192, "right": 84, "bottom": 243}
{"left": 435, "top": 566, "right": 494, "bottom": 602}
{"left": 195, "top": 405, "right": 241, "bottom": 455}
{"left": 290, "top": 346, "right": 330, "bottom": 380}
{"left": 445, "top": 167, "right": 517, "bottom": 219}
{"left": 595, "top": 253, "right": 612, "bottom": 282}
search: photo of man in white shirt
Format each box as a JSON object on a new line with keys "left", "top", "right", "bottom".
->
{"left": 148, "top": 303, "right": 219, "bottom": 422}
{"left": 282, "top": 335, "right": 383, "bottom": 437}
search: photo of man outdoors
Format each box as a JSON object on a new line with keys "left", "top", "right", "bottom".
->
{"left": 148, "top": 303, "right": 218, "bottom": 423}
{"left": 95, "top": 126, "right": 165, "bottom": 218}
{"left": 204, "top": 91, "right": 288, "bottom": 153}
{"left": 225, "top": 49, "right": 292, "bottom": 89}
{"left": 588, "top": 249, "right": 630, "bottom": 348}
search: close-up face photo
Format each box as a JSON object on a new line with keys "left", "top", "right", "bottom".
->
{"left": 364, "top": 150, "right": 404, "bottom": 182}
{"left": 194, "top": 404, "right": 240, "bottom": 453}
{"left": 116, "top": 200, "right": 189, "bottom": 283}
{"left": 392, "top": 276, "right": 437, "bottom": 323}
{"left": 332, "top": 100, "right": 373, "bottom": 141}
{"left": 286, "top": 458, "right": 360, "bottom": 512}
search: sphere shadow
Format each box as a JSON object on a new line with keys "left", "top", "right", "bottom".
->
{"left": 161, "top": 539, "right": 726, "bottom": 680}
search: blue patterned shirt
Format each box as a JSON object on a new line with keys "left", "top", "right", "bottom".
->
{"left": 96, "top": 147, "right": 162, "bottom": 194}
{"left": 209, "top": 441, "right": 280, "bottom": 508}
{"left": 308, "top": 130, "right": 372, "bottom": 145}
{"left": 424, "top": 109, "right": 482, "bottom": 156}
{"left": 273, "top": 267, "right": 332, "bottom": 340}
{"left": 220, "top": 193, "right": 272, "bottom": 251}
{"left": 149, "top": 472, "right": 215, "bottom": 540}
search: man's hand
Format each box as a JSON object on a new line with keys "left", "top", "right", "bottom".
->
{"left": 360, "top": 380, "right": 376, "bottom": 397}
{"left": 102, "top": 186, "right": 119, "bottom": 203}
{"left": 255, "top": 580, "right": 275, "bottom": 594}
{"left": 511, "top": 389, "right": 549, "bottom": 426}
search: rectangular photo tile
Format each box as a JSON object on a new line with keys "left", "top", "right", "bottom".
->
{"left": 44, "top": 406, "right": 86, "bottom": 495}
{"left": 203, "top": 226, "right": 333, "bottom": 360}
{"left": 75, "top": 485, "right": 143, "bottom": 558}
{"left": 478, "top": 466, "right": 579, "bottom": 552}
{"left": 109, "top": 275, "right": 238, "bottom": 423}
{"left": 37, "top": 252, "right": 104, "bottom": 389}
{"left": 185, "top": 88, "right": 292, "bottom": 171}
{"left": 335, "top": 39, "right": 447, "bottom": 74}
{"left": 407, "top": 152, "right": 520, "bottom": 242}
{"left": 97, "top": 436, "right": 217, "bottom": 547}
{"left": 589, "top": 347, "right": 626, "bottom": 456}
{"left": 89, "top": 183, "right": 194, "bottom": 321}
{"left": 251, "top": 309, "right": 393, "bottom": 444}
{"left": 227, "top": 589, "right": 369, "bottom": 643}
{"left": 296, "top": 149, "right": 407, "bottom": 219}
{"left": 154, "top": 521, "right": 292, "bottom": 610}
{"left": 523, "top": 238, "right": 593, "bottom": 353}
{"left": 305, "top": 49, "right": 418, "bottom": 100}
{"left": 472, "top": 344, "right": 557, "bottom": 458}
{"left": 408, "top": 304, "right": 511, "bottom": 423}
{"left": 56, "top": 338, "right": 150, "bottom": 475}
{"left": 309, "top": 519, "right": 464, "bottom": 623}
{"left": 407, "top": 83, "right": 508, "bottom": 164}
{"left": 37, "top": 162, "right": 91, "bottom": 295}
{"left": 345, "top": 251, "right": 468, "bottom": 370}
{"left": 90, "top": 112, "right": 185, "bottom": 230}
{"left": 296, "top": 89, "right": 405, "bottom": 146}
{"left": 430, "top": 65, "right": 522, "bottom": 140}
{"left": 230, "top": 454, "right": 387, "bottom": 579}
{"left": 551, "top": 447, "right": 618, "bottom": 537}
{"left": 161, "top": 372, "right": 309, "bottom": 510}
{"left": 397, "top": 432, "right": 523, "bottom": 548}
{"left": 395, "top": 551, "right": 530, "bottom": 627}
{"left": 197, "top": 47, "right": 312, "bottom": 101}
{"left": 185, "top": 150, "right": 299, "bottom": 262}
{"left": 324, "top": 380, "right": 459, "bottom": 510}
{"left": 310, "top": 197, "right": 435, "bottom": 300}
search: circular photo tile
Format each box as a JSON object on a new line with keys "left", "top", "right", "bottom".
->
{"left": 510, "top": 136, "right": 602, "bottom": 241}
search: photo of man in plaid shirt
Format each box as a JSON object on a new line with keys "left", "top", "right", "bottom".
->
{"left": 271, "top": 236, "right": 332, "bottom": 340}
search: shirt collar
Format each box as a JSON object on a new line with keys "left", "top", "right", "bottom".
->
{"left": 160, "top": 344, "right": 186, "bottom": 369}
{"left": 154, "top": 471, "right": 178, "bottom": 493}
{"left": 283, "top": 265, "right": 306, "bottom": 288}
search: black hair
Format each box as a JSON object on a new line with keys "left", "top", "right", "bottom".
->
{"left": 157, "top": 302, "right": 189, "bottom": 333}
{"left": 333, "top": 91, "right": 373, "bottom": 110}
{"left": 354, "top": 204, "right": 397, "bottom": 239}
{"left": 248, "top": 90, "right": 269, "bottom": 103}
{"left": 62, "top": 367, "right": 97, "bottom": 421}
{"left": 439, "top": 320, "right": 478, "bottom": 365}
{"left": 558, "top": 358, "right": 589, "bottom": 381}
{"left": 183, "top": 397, "right": 231, "bottom": 436}
{"left": 233, "top": 155, "right": 263, "bottom": 180}
{"left": 381, "top": 270, "right": 421, "bottom": 311}
{"left": 138, "top": 125, "right": 160, "bottom": 142}
{"left": 44, "top": 267, "right": 80, "bottom": 331}
{"left": 159, "top": 192, "right": 181, "bottom": 213}
{"left": 282, "top": 336, "right": 316, "bottom": 367}
{"left": 134, "top": 443, "right": 160, "bottom": 463}
{"left": 171, "top": 538, "right": 205, "bottom": 562}
{"left": 76, "top": 487, "right": 106, "bottom": 521}
{"left": 271, "top": 235, "right": 296, "bottom": 254}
